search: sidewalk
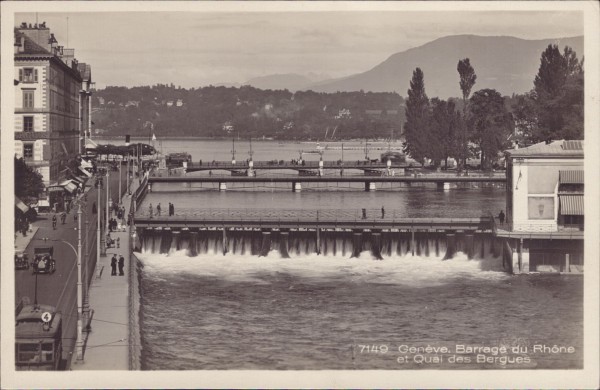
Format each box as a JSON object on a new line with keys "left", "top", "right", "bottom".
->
{"left": 14, "top": 225, "right": 39, "bottom": 253}
{"left": 72, "top": 178, "right": 140, "bottom": 370}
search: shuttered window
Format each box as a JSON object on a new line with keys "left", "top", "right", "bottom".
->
{"left": 23, "top": 91, "right": 34, "bottom": 108}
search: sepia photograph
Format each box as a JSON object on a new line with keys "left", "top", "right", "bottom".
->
{"left": 1, "top": 1, "right": 598, "bottom": 388}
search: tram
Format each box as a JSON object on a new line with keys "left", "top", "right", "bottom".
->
{"left": 15, "top": 303, "right": 63, "bottom": 370}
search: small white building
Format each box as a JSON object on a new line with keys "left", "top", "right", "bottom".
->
{"left": 505, "top": 140, "right": 583, "bottom": 232}
{"left": 501, "top": 140, "right": 584, "bottom": 274}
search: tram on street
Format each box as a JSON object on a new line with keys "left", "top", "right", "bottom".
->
{"left": 15, "top": 303, "right": 63, "bottom": 370}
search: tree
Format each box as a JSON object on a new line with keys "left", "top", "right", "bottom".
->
{"left": 469, "top": 89, "right": 513, "bottom": 170}
{"left": 533, "top": 45, "right": 584, "bottom": 141}
{"left": 430, "top": 98, "right": 460, "bottom": 168}
{"left": 403, "top": 68, "right": 430, "bottom": 163}
{"left": 15, "top": 157, "right": 44, "bottom": 202}
{"left": 511, "top": 92, "right": 538, "bottom": 145}
{"left": 457, "top": 58, "right": 477, "bottom": 170}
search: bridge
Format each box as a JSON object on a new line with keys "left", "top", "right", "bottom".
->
{"left": 148, "top": 173, "right": 506, "bottom": 191}
{"left": 183, "top": 160, "right": 413, "bottom": 172}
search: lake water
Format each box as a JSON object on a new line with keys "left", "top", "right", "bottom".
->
{"left": 103, "top": 138, "right": 583, "bottom": 370}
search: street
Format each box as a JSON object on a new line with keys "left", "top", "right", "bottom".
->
{"left": 14, "top": 168, "right": 128, "bottom": 368}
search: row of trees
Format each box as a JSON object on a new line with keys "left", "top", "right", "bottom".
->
{"left": 403, "top": 44, "right": 584, "bottom": 170}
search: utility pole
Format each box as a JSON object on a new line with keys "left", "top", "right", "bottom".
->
{"left": 76, "top": 200, "right": 83, "bottom": 361}
{"left": 119, "top": 159, "right": 122, "bottom": 202}
{"left": 98, "top": 172, "right": 105, "bottom": 257}
{"left": 105, "top": 170, "right": 110, "bottom": 238}
{"left": 83, "top": 215, "right": 90, "bottom": 326}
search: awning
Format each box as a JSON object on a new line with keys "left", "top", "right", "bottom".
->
{"left": 59, "top": 180, "right": 77, "bottom": 194}
{"left": 559, "top": 170, "right": 584, "bottom": 184}
{"left": 15, "top": 197, "right": 29, "bottom": 213}
{"left": 78, "top": 166, "right": 92, "bottom": 177}
{"left": 559, "top": 195, "right": 584, "bottom": 216}
{"left": 85, "top": 140, "right": 98, "bottom": 150}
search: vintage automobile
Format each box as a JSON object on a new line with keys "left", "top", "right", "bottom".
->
{"left": 15, "top": 251, "right": 30, "bottom": 270}
{"left": 31, "top": 247, "right": 56, "bottom": 275}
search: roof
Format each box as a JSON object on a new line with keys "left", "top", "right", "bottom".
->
{"left": 14, "top": 30, "right": 52, "bottom": 56}
{"left": 506, "top": 140, "right": 584, "bottom": 158}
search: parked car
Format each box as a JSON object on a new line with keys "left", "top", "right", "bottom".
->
{"left": 15, "top": 251, "right": 30, "bottom": 270}
{"left": 31, "top": 247, "right": 55, "bottom": 274}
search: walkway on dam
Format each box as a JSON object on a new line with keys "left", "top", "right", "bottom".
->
{"left": 134, "top": 207, "right": 493, "bottom": 231}
{"left": 71, "top": 179, "right": 139, "bottom": 370}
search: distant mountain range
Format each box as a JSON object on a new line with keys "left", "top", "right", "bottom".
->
{"left": 236, "top": 35, "right": 583, "bottom": 98}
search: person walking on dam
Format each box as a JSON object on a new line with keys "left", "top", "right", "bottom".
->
{"left": 149, "top": 203, "right": 153, "bottom": 218}
{"left": 118, "top": 254, "right": 125, "bottom": 276}
{"left": 157, "top": 203, "right": 162, "bottom": 216}
{"left": 381, "top": 206, "right": 385, "bottom": 219}
{"left": 498, "top": 210, "right": 505, "bottom": 225}
{"left": 111, "top": 254, "right": 117, "bottom": 276}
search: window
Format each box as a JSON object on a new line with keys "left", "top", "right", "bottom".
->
{"left": 24, "top": 143, "right": 34, "bottom": 159}
{"left": 23, "top": 90, "right": 34, "bottom": 109}
{"left": 24, "top": 116, "right": 34, "bottom": 132}
{"left": 19, "top": 68, "right": 38, "bottom": 83}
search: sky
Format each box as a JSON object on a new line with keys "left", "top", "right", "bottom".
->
{"left": 15, "top": 8, "right": 583, "bottom": 89}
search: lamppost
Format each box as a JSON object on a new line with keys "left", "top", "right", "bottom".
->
{"left": 98, "top": 170, "right": 106, "bottom": 257}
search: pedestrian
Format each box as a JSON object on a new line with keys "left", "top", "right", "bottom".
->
{"left": 381, "top": 206, "right": 385, "bottom": 219}
{"left": 61, "top": 212, "right": 66, "bottom": 224}
{"left": 92, "top": 202, "right": 97, "bottom": 214}
{"left": 157, "top": 203, "right": 161, "bottom": 216}
{"left": 118, "top": 254, "right": 125, "bottom": 276}
{"left": 111, "top": 254, "right": 117, "bottom": 276}
{"left": 52, "top": 214, "right": 57, "bottom": 230}
{"left": 171, "top": 202, "right": 175, "bottom": 216}
{"left": 74, "top": 213, "right": 78, "bottom": 223}
{"left": 149, "top": 203, "right": 153, "bottom": 218}
{"left": 498, "top": 210, "right": 505, "bottom": 225}
{"left": 362, "top": 208, "right": 367, "bottom": 219}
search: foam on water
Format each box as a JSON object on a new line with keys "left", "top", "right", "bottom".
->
{"left": 136, "top": 249, "right": 507, "bottom": 287}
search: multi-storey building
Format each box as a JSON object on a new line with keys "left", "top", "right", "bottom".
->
{"left": 14, "top": 22, "right": 92, "bottom": 210}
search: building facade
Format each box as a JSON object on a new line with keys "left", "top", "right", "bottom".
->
{"left": 14, "top": 23, "right": 92, "bottom": 209}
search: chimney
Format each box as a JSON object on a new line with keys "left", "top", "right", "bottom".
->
{"left": 61, "top": 48, "right": 75, "bottom": 67}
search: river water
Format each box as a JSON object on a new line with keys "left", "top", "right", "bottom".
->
{"left": 102, "top": 138, "right": 583, "bottom": 370}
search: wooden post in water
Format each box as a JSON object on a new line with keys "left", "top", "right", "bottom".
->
{"left": 222, "top": 228, "right": 228, "bottom": 255}
{"left": 565, "top": 253, "right": 570, "bottom": 273}
{"left": 411, "top": 229, "right": 415, "bottom": 256}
